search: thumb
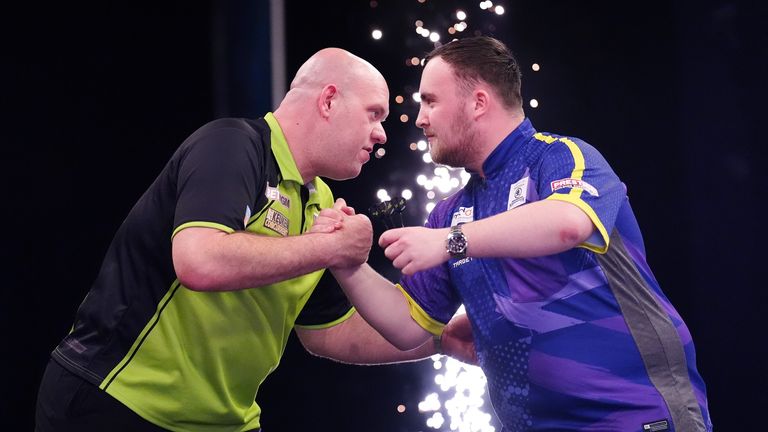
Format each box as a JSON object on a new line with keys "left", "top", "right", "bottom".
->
{"left": 333, "top": 198, "right": 347, "bottom": 211}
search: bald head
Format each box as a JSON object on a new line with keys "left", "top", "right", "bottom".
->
{"left": 289, "top": 48, "right": 385, "bottom": 94}
{"left": 273, "top": 47, "right": 389, "bottom": 183}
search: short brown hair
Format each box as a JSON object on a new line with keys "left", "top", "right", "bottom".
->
{"left": 425, "top": 36, "right": 522, "bottom": 110}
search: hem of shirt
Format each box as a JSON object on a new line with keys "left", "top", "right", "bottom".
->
{"left": 104, "top": 384, "right": 262, "bottom": 432}
{"left": 396, "top": 284, "right": 446, "bottom": 335}
{"left": 294, "top": 306, "right": 356, "bottom": 330}
{"left": 172, "top": 221, "right": 236, "bottom": 239}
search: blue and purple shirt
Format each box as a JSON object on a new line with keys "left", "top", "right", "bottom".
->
{"left": 399, "top": 119, "right": 712, "bottom": 432}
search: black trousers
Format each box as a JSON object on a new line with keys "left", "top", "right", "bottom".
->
{"left": 35, "top": 358, "right": 260, "bottom": 432}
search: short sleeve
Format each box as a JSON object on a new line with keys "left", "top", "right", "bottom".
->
{"left": 172, "top": 127, "right": 264, "bottom": 237}
{"left": 398, "top": 203, "right": 462, "bottom": 334}
{"left": 294, "top": 270, "right": 354, "bottom": 329}
{"left": 537, "top": 137, "right": 626, "bottom": 253}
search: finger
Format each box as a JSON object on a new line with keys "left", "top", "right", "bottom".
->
{"left": 317, "top": 208, "right": 344, "bottom": 221}
{"left": 401, "top": 262, "right": 416, "bottom": 275}
{"left": 383, "top": 240, "right": 405, "bottom": 261}
{"left": 341, "top": 206, "right": 356, "bottom": 216}
{"left": 309, "top": 224, "right": 336, "bottom": 234}
{"left": 391, "top": 253, "right": 411, "bottom": 271}
{"left": 379, "top": 228, "right": 402, "bottom": 248}
{"left": 333, "top": 198, "right": 347, "bottom": 211}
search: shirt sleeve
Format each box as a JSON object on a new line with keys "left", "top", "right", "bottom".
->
{"left": 397, "top": 203, "right": 462, "bottom": 334}
{"left": 294, "top": 270, "right": 354, "bottom": 329}
{"left": 537, "top": 137, "right": 626, "bottom": 253}
{"left": 172, "top": 126, "right": 264, "bottom": 237}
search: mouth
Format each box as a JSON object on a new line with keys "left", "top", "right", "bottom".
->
{"left": 359, "top": 148, "right": 372, "bottom": 163}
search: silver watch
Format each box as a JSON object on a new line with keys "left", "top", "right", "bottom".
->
{"left": 446, "top": 224, "right": 468, "bottom": 259}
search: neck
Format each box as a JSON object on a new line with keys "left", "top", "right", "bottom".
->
{"left": 272, "top": 106, "right": 315, "bottom": 184}
{"left": 470, "top": 111, "right": 525, "bottom": 176}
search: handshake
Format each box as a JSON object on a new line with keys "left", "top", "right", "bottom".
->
{"left": 312, "top": 197, "right": 444, "bottom": 275}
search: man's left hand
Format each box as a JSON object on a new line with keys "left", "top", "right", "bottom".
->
{"left": 440, "top": 313, "right": 477, "bottom": 365}
{"left": 379, "top": 226, "right": 450, "bottom": 275}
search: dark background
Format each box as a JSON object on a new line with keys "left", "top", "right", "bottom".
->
{"left": 3, "top": 0, "right": 766, "bottom": 430}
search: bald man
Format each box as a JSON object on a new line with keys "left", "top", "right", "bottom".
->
{"left": 35, "top": 48, "right": 475, "bottom": 432}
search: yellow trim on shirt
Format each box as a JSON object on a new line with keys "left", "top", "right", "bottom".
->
{"left": 171, "top": 221, "right": 235, "bottom": 239}
{"left": 535, "top": 133, "right": 609, "bottom": 253}
{"left": 396, "top": 284, "right": 445, "bottom": 336}
{"left": 546, "top": 194, "right": 609, "bottom": 254}
{"left": 294, "top": 307, "right": 357, "bottom": 330}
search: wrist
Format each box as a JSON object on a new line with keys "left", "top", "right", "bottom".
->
{"left": 433, "top": 333, "right": 443, "bottom": 355}
{"left": 446, "top": 223, "right": 468, "bottom": 259}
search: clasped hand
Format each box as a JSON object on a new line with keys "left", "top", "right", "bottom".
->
{"left": 313, "top": 199, "right": 450, "bottom": 275}
{"left": 310, "top": 198, "right": 373, "bottom": 269}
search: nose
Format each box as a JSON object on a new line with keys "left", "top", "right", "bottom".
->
{"left": 415, "top": 106, "right": 428, "bottom": 129}
{"left": 372, "top": 122, "right": 387, "bottom": 145}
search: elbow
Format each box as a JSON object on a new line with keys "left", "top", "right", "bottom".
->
{"left": 558, "top": 214, "right": 594, "bottom": 248}
{"left": 174, "top": 255, "right": 223, "bottom": 292}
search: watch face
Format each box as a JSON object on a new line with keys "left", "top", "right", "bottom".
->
{"left": 447, "top": 230, "right": 467, "bottom": 254}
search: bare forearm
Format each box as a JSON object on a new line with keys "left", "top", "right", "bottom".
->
{"left": 297, "top": 313, "right": 435, "bottom": 364}
{"left": 173, "top": 229, "right": 338, "bottom": 291}
{"left": 463, "top": 199, "right": 594, "bottom": 258}
{"left": 331, "top": 264, "right": 431, "bottom": 350}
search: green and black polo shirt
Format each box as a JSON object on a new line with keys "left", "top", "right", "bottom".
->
{"left": 52, "top": 113, "right": 353, "bottom": 431}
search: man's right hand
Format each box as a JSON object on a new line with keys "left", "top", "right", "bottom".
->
{"left": 322, "top": 198, "right": 373, "bottom": 268}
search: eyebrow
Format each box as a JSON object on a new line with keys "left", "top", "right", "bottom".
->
{"left": 419, "top": 91, "right": 436, "bottom": 102}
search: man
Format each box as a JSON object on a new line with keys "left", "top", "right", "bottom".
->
{"left": 324, "top": 37, "right": 713, "bottom": 431}
{"left": 35, "top": 48, "right": 473, "bottom": 432}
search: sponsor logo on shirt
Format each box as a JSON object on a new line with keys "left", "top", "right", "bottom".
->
{"left": 265, "top": 184, "right": 291, "bottom": 208}
{"left": 452, "top": 257, "right": 473, "bottom": 268}
{"left": 508, "top": 176, "right": 529, "bottom": 210}
{"left": 642, "top": 419, "right": 669, "bottom": 431}
{"left": 550, "top": 178, "right": 599, "bottom": 197}
{"left": 264, "top": 207, "right": 289, "bottom": 236}
{"left": 451, "top": 206, "right": 474, "bottom": 226}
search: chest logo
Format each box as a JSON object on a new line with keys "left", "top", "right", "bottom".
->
{"left": 450, "top": 206, "right": 474, "bottom": 226}
{"left": 508, "top": 177, "right": 529, "bottom": 210}
{"left": 265, "top": 184, "right": 291, "bottom": 208}
{"left": 264, "top": 207, "right": 289, "bottom": 236}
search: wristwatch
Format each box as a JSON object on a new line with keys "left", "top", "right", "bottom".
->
{"left": 446, "top": 224, "right": 468, "bottom": 259}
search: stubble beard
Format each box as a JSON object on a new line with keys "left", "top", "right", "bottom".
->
{"left": 430, "top": 111, "right": 478, "bottom": 169}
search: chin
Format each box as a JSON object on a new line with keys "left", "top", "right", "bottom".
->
{"left": 328, "top": 167, "right": 362, "bottom": 181}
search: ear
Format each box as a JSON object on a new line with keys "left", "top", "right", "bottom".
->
{"left": 472, "top": 89, "right": 490, "bottom": 119}
{"left": 318, "top": 84, "right": 338, "bottom": 119}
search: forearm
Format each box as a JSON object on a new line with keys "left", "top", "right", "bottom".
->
{"left": 463, "top": 199, "right": 594, "bottom": 258}
{"left": 297, "top": 312, "right": 435, "bottom": 364}
{"left": 331, "top": 264, "right": 432, "bottom": 350}
{"left": 173, "top": 228, "right": 338, "bottom": 291}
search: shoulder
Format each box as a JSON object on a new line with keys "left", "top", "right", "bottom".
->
{"left": 532, "top": 131, "right": 606, "bottom": 162}
{"left": 175, "top": 118, "right": 270, "bottom": 158}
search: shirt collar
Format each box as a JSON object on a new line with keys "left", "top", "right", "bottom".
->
{"left": 478, "top": 118, "right": 536, "bottom": 178}
{"left": 264, "top": 112, "right": 304, "bottom": 184}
